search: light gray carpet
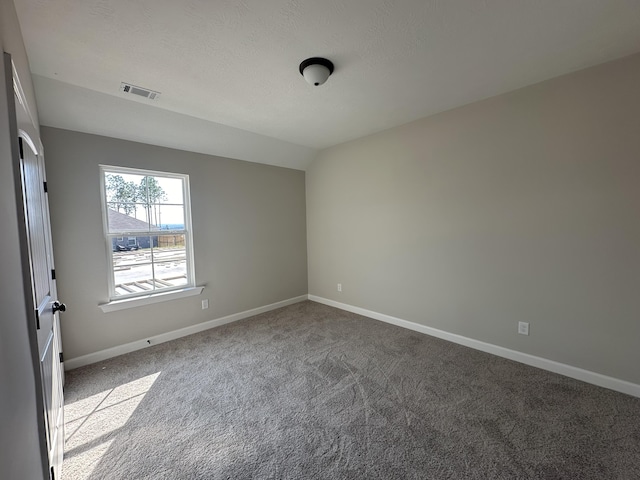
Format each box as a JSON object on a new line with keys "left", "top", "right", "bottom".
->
{"left": 62, "top": 301, "right": 640, "bottom": 479}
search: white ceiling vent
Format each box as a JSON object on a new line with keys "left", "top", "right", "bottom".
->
{"left": 120, "top": 82, "right": 160, "bottom": 100}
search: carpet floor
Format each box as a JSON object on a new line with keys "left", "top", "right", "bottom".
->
{"left": 62, "top": 301, "right": 640, "bottom": 479}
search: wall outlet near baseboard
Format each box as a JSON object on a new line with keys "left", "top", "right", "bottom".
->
{"left": 202, "top": 299, "right": 209, "bottom": 309}
{"left": 518, "top": 321, "right": 529, "bottom": 336}
{"left": 337, "top": 283, "right": 342, "bottom": 292}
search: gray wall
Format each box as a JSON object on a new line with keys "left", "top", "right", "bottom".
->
{"left": 0, "top": 0, "right": 46, "bottom": 478}
{"left": 307, "top": 53, "right": 640, "bottom": 385}
{"left": 42, "top": 127, "right": 308, "bottom": 360}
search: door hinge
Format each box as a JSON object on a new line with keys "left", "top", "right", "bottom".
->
{"left": 18, "top": 137, "right": 24, "bottom": 159}
{"left": 43, "top": 181, "right": 48, "bottom": 193}
{"left": 35, "top": 309, "right": 40, "bottom": 330}
{"left": 59, "top": 352, "right": 64, "bottom": 363}
{"left": 51, "top": 269, "right": 56, "bottom": 280}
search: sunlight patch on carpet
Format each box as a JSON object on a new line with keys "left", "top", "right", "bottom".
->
{"left": 62, "top": 372, "right": 161, "bottom": 480}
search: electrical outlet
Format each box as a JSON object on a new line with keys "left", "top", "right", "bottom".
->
{"left": 518, "top": 321, "right": 529, "bottom": 336}
{"left": 201, "top": 299, "right": 209, "bottom": 310}
{"left": 337, "top": 283, "right": 342, "bottom": 292}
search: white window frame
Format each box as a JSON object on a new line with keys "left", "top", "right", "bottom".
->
{"left": 99, "top": 165, "right": 198, "bottom": 307}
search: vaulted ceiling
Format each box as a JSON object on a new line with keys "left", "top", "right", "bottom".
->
{"left": 15, "top": 0, "right": 640, "bottom": 169}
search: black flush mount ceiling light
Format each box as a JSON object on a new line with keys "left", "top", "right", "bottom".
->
{"left": 299, "top": 57, "right": 334, "bottom": 86}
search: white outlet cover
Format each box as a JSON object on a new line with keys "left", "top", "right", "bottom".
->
{"left": 518, "top": 322, "right": 529, "bottom": 335}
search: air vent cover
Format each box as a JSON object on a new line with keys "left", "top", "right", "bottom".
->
{"left": 120, "top": 82, "right": 160, "bottom": 100}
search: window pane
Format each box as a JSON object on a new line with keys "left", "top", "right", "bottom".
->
{"left": 153, "top": 234, "right": 187, "bottom": 288}
{"left": 104, "top": 173, "right": 145, "bottom": 204}
{"left": 153, "top": 235, "right": 186, "bottom": 264}
{"left": 104, "top": 172, "right": 146, "bottom": 231}
{"left": 153, "top": 177, "right": 184, "bottom": 204}
{"left": 154, "top": 205, "right": 185, "bottom": 230}
{"left": 112, "top": 236, "right": 151, "bottom": 261}
{"left": 137, "top": 176, "right": 183, "bottom": 204}
{"left": 107, "top": 205, "right": 153, "bottom": 233}
{"left": 113, "top": 262, "right": 154, "bottom": 296}
{"left": 154, "top": 261, "right": 188, "bottom": 288}
{"left": 156, "top": 233, "right": 186, "bottom": 249}
{"left": 112, "top": 252, "right": 145, "bottom": 268}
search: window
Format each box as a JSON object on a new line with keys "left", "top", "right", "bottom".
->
{"left": 100, "top": 165, "right": 196, "bottom": 301}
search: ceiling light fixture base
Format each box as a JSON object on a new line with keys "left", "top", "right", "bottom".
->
{"left": 299, "top": 57, "right": 334, "bottom": 86}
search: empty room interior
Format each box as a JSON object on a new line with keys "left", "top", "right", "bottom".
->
{"left": 2, "top": 0, "right": 640, "bottom": 478}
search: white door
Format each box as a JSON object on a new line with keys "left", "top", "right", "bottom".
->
{"left": 17, "top": 122, "right": 65, "bottom": 477}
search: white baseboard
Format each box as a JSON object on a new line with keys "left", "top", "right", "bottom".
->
{"left": 308, "top": 295, "right": 640, "bottom": 398}
{"left": 64, "top": 295, "right": 308, "bottom": 370}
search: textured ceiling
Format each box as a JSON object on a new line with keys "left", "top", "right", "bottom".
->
{"left": 14, "top": 0, "right": 640, "bottom": 169}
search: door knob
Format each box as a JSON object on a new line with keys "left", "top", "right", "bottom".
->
{"left": 53, "top": 301, "right": 66, "bottom": 314}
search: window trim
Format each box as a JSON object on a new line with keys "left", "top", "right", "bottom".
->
{"left": 99, "top": 165, "right": 197, "bottom": 302}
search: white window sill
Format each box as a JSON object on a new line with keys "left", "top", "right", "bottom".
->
{"left": 99, "top": 286, "right": 204, "bottom": 313}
